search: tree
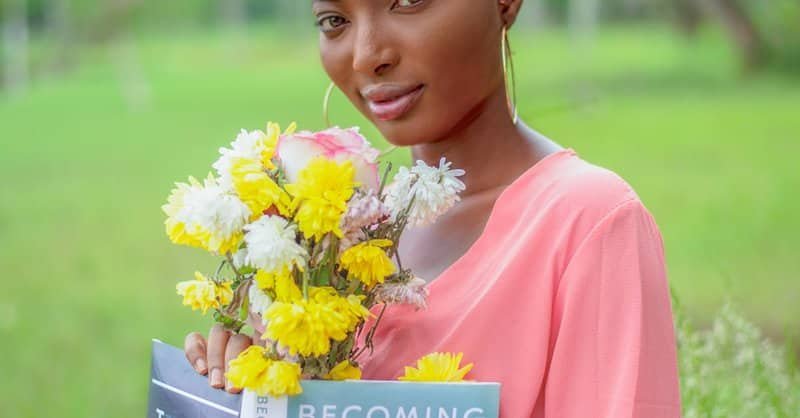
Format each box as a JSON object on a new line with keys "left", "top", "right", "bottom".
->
{"left": 2, "top": 0, "right": 29, "bottom": 94}
{"left": 699, "top": 0, "right": 766, "bottom": 71}
{"left": 219, "top": 0, "right": 246, "bottom": 27}
{"left": 671, "top": 0, "right": 705, "bottom": 36}
{"left": 44, "top": 0, "right": 73, "bottom": 74}
{"left": 568, "top": 0, "right": 599, "bottom": 43}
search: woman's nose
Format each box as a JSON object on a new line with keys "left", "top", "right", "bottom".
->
{"left": 351, "top": 25, "right": 399, "bottom": 77}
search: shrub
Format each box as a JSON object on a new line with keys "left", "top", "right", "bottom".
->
{"left": 674, "top": 291, "right": 800, "bottom": 417}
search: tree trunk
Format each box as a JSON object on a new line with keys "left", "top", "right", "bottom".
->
{"left": 518, "top": 0, "right": 551, "bottom": 28}
{"left": 2, "top": 0, "right": 29, "bottom": 94}
{"left": 672, "top": 0, "right": 704, "bottom": 37}
{"left": 87, "top": 0, "right": 141, "bottom": 43}
{"left": 568, "top": 0, "right": 599, "bottom": 43}
{"left": 220, "top": 0, "right": 247, "bottom": 27}
{"left": 702, "top": 0, "right": 766, "bottom": 71}
{"left": 275, "top": 0, "right": 304, "bottom": 23}
{"left": 45, "top": 0, "right": 74, "bottom": 74}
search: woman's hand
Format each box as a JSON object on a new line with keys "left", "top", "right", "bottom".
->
{"left": 184, "top": 324, "right": 255, "bottom": 393}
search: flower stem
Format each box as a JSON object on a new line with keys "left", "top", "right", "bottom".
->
{"left": 225, "top": 252, "right": 243, "bottom": 279}
{"left": 214, "top": 259, "right": 227, "bottom": 280}
{"left": 302, "top": 269, "right": 309, "bottom": 300}
{"left": 352, "top": 303, "right": 387, "bottom": 361}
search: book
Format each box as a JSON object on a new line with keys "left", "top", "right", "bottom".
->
{"left": 147, "top": 339, "right": 501, "bottom": 418}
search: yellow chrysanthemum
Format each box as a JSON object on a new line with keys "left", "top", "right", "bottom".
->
{"left": 339, "top": 239, "right": 396, "bottom": 288}
{"left": 251, "top": 121, "right": 296, "bottom": 172}
{"left": 284, "top": 158, "right": 357, "bottom": 241}
{"left": 254, "top": 269, "right": 278, "bottom": 290}
{"left": 263, "top": 298, "right": 351, "bottom": 357}
{"left": 259, "top": 121, "right": 295, "bottom": 171}
{"left": 324, "top": 359, "right": 362, "bottom": 381}
{"left": 341, "top": 294, "right": 374, "bottom": 327}
{"left": 254, "top": 269, "right": 302, "bottom": 303}
{"left": 225, "top": 345, "right": 271, "bottom": 389}
{"left": 274, "top": 271, "right": 302, "bottom": 303}
{"left": 225, "top": 346, "right": 303, "bottom": 397}
{"left": 193, "top": 228, "right": 243, "bottom": 255}
{"left": 398, "top": 352, "right": 474, "bottom": 382}
{"left": 309, "top": 287, "right": 373, "bottom": 329}
{"left": 262, "top": 359, "right": 303, "bottom": 396}
{"left": 175, "top": 272, "right": 233, "bottom": 315}
{"left": 164, "top": 217, "right": 206, "bottom": 249}
{"left": 231, "top": 157, "right": 292, "bottom": 218}
{"left": 163, "top": 180, "right": 201, "bottom": 247}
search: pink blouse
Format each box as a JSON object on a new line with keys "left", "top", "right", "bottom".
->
{"left": 358, "top": 148, "right": 682, "bottom": 417}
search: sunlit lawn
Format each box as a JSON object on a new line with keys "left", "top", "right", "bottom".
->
{"left": 0, "top": 24, "right": 797, "bottom": 417}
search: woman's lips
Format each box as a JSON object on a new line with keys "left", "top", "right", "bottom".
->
{"left": 365, "top": 85, "right": 425, "bottom": 121}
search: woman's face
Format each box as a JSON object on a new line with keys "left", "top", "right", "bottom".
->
{"left": 312, "top": 0, "right": 511, "bottom": 146}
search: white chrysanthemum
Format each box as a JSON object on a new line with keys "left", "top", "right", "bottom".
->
{"left": 212, "top": 129, "right": 270, "bottom": 189}
{"left": 242, "top": 215, "right": 308, "bottom": 273}
{"left": 165, "top": 174, "right": 251, "bottom": 253}
{"left": 248, "top": 282, "right": 273, "bottom": 317}
{"left": 232, "top": 248, "right": 248, "bottom": 270}
{"left": 383, "top": 157, "right": 465, "bottom": 227}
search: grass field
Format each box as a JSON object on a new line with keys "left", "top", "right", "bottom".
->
{"left": 0, "top": 24, "right": 798, "bottom": 416}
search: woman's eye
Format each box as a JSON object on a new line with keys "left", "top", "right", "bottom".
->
{"left": 391, "top": 0, "right": 426, "bottom": 10}
{"left": 316, "top": 15, "right": 349, "bottom": 33}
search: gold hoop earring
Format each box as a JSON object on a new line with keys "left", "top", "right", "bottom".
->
{"left": 501, "top": 25, "right": 519, "bottom": 125}
{"left": 323, "top": 81, "right": 336, "bottom": 128}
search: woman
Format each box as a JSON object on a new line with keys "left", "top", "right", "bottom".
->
{"left": 184, "top": 0, "right": 683, "bottom": 416}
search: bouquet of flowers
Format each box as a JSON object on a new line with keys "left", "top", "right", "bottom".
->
{"left": 162, "top": 122, "right": 472, "bottom": 397}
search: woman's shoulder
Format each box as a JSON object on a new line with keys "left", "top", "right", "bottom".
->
{"left": 510, "top": 148, "right": 655, "bottom": 239}
{"left": 503, "top": 148, "right": 665, "bottom": 277}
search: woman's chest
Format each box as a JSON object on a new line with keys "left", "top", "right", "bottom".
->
{"left": 361, "top": 214, "right": 563, "bottom": 381}
{"left": 396, "top": 191, "right": 501, "bottom": 283}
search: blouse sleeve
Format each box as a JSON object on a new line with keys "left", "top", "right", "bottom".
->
{"left": 542, "top": 199, "right": 682, "bottom": 418}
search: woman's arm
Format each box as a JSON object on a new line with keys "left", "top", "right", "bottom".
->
{"left": 543, "top": 199, "right": 682, "bottom": 417}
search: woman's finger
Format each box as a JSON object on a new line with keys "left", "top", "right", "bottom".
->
{"left": 184, "top": 332, "right": 208, "bottom": 375}
{"left": 207, "top": 324, "right": 232, "bottom": 388}
{"left": 224, "top": 333, "right": 254, "bottom": 393}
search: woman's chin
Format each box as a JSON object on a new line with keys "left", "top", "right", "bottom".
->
{"left": 373, "top": 116, "right": 443, "bottom": 148}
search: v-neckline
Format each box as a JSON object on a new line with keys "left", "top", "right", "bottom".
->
{"left": 421, "top": 147, "right": 576, "bottom": 291}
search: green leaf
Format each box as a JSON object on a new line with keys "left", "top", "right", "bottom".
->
{"left": 239, "top": 290, "right": 250, "bottom": 321}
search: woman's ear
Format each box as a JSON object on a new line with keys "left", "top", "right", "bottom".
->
{"left": 498, "top": 0, "right": 524, "bottom": 28}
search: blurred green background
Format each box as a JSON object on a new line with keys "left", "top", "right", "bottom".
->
{"left": 1, "top": 0, "right": 799, "bottom": 417}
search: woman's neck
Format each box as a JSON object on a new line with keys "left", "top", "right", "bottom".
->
{"left": 409, "top": 87, "right": 545, "bottom": 199}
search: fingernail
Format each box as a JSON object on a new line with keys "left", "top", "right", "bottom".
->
{"left": 225, "top": 380, "right": 232, "bottom": 392}
{"left": 195, "top": 358, "right": 207, "bottom": 374}
{"left": 210, "top": 368, "right": 224, "bottom": 388}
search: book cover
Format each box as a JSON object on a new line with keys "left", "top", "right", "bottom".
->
{"left": 147, "top": 339, "right": 500, "bottom": 418}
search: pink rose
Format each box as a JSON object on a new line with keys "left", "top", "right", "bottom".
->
{"left": 276, "top": 126, "right": 381, "bottom": 191}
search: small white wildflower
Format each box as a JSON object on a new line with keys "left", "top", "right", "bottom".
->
{"left": 242, "top": 215, "right": 308, "bottom": 273}
{"left": 676, "top": 300, "right": 800, "bottom": 417}
{"left": 383, "top": 157, "right": 465, "bottom": 227}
